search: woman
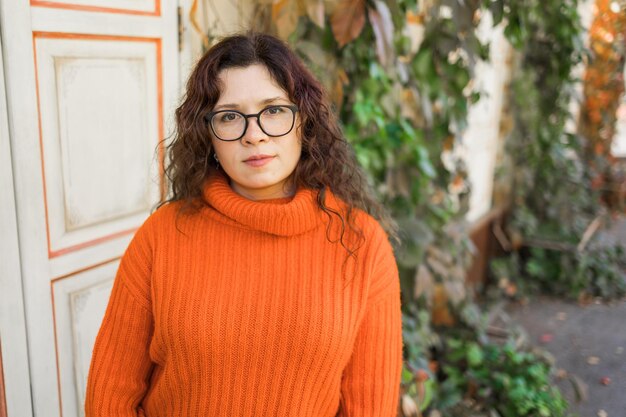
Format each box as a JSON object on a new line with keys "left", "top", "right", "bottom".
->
{"left": 85, "top": 32, "right": 403, "bottom": 417}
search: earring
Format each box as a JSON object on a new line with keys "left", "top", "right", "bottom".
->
{"left": 213, "top": 153, "right": 220, "bottom": 169}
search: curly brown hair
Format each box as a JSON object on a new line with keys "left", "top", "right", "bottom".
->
{"left": 162, "top": 31, "right": 398, "bottom": 250}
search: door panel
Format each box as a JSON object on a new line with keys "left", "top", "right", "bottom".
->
{"left": 34, "top": 34, "right": 162, "bottom": 257}
{"left": 52, "top": 261, "right": 118, "bottom": 417}
{"left": 0, "top": 1, "right": 178, "bottom": 416}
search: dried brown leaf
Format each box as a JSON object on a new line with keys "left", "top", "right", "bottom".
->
{"left": 426, "top": 256, "right": 448, "bottom": 278}
{"left": 539, "top": 333, "right": 554, "bottom": 344}
{"left": 400, "top": 87, "right": 420, "bottom": 120}
{"left": 331, "top": 68, "right": 349, "bottom": 110}
{"left": 332, "top": 78, "right": 344, "bottom": 111}
{"left": 367, "top": 1, "right": 394, "bottom": 66}
{"left": 189, "top": 0, "right": 210, "bottom": 49}
{"left": 568, "top": 374, "right": 588, "bottom": 402}
{"left": 426, "top": 245, "right": 453, "bottom": 264}
{"left": 272, "top": 0, "right": 304, "bottom": 39}
{"left": 297, "top": 40, "right": 331, "bottom": 66}
{"left": 330, "top": 0, "right": 366, "bottom": 47}
{"left": 587, "top": 355, "right": 600, "bottom": 365}
{"left": 414, "top": 264, "right": 435, "bottom": 300}
{"left": 432, "top": 284, "right": 455, "bottom": 326}
{"left": 443, "top": 280, "right": 466, "bottom": 305}
{"left": 306, "top": 0, "right": 325, "bottom": 28}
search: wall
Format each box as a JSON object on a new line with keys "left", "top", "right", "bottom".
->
{"left": 179, "top": 0, "right": 253, "bottom": 86}
{"left": 461, "top": 14, "right": 512, "bottom": 223}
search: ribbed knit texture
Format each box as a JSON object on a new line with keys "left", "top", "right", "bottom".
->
{"left": 85, "top": 171, "right": 403, "bottom": 417}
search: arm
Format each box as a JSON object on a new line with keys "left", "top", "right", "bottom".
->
{"left": 338, "top": 228, "right": 403, "bottom": 416}
{"left": 84, "top": 220, "right": 155, "bottom": 417}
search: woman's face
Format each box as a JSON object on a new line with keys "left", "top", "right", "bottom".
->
{"left": 210, "top": 64, "right": 302, "bottom": 201}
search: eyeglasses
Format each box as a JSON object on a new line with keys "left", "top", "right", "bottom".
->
{"left": 205, "top": 104, "right": 299, "bottom": 141}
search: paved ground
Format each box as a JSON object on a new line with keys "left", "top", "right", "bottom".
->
{"left": 506, "top": 297, "right": 626, "bottom": 417}
{"left": 592, "top": 215, "right": 626, "bottom": 251}
{"left": 505, "top": 215, "right": 626, "bottom": 417}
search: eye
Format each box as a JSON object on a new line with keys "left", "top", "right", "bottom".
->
{"left": 265, "top": 106, "right": 286, "bottom": 115}
{"left": 218, "top": 112, "right": 241, "bottom": 123}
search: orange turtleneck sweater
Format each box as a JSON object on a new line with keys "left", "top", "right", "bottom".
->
{"left": 85, "top": 172, "right": 403, "bottom": 417}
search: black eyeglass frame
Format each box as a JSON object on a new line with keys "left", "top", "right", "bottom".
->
{"left": 205, "top": 104, "right": 299, "bottom": 142}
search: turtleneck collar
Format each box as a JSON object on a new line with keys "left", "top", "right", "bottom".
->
{"left": 202, "top": 171, "right": 343, "bottom": 237}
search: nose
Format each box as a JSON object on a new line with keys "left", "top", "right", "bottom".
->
{"left": 241, "top": 116, "right": 268, "bottom": 145}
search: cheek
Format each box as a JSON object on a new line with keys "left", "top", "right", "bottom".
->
{"left": 290, "top": 136, "right": 303, "bottom": 161}
{"left": 296, "top": 140, "right": 303, "bottom": 157}
{"left": 211, "top": 139, "right": 231, "bottom": 161}
{"left": 294, "top": 124, "right": 305, "bottom": 153}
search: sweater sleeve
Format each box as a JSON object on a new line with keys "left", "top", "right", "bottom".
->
{"left": 338, "top": 226, "right": 403, "bottom": 417}
{"left": 84, "top": 218, "right": 155, "bottom": 417}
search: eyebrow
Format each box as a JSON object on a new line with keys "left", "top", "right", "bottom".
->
{"left": 213, "top": 97, "right": 288, "bottom": 111}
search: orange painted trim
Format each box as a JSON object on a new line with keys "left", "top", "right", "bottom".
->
{"left": 32, "top": 34, "right": 54, "bottom": 260}
{"left": 51, "top": 256, "right": 121, "bottom": 282}
{"left": 50, "top": 284, "right": 64, "bottom": 416}
{"left": 48, "top": 227, "right": 139, "bottom": 258}
{"left": 155, "top": 39, "right": 167, "bottom": 201}
{"left": 34, "top": 31, "right": 161, "bottom": 42}
{"left": 32, "top": 32, "right": 165, "bottom": 258}
{"left": 0, "top": 339, "right": 6, "bottom": 417}
{"left": 30, "top": 0, "right": 161, "bottom": 17}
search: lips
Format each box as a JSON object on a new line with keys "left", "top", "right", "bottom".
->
{"left": 244, "top": 154, "right": 274, "bottom": 162}
{"left": 243, "top": 154, "right": 275, "bottom": 167}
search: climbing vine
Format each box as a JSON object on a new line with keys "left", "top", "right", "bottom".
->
{"left": 490, "top": 0, "right": 626, "bottom": 302}
{"left": 192, "top": 0, "right": 626, "bottom": 413}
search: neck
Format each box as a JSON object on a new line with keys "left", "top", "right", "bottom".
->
{"left": 229, "top": 178, "right": 296, "bottom": 201}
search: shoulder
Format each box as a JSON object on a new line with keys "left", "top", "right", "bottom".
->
{"left": 146, "top": 200, "right": 184, "bottom": 228}
{"left": 339, "top": 207, "right": 396, "bottom": 275}
{"left": 130, "top": 200, "right": 189, "bottom": 247}
{"left": 350, "top": 209, "right": 399, "bottom": 302}
{"left": 351, "top": 208, "right": 392, "bottom": 250}
{"left": 137, "top": 201, "right": 178, "bottom": 232}
{"left": 323, "top": 189, "right": 391, "bottom": 248}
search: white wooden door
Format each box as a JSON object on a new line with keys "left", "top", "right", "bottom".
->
{"left": 0, "top": 1, "right": 179, "bottom": 416}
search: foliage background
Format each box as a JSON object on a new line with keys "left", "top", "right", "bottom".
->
{"left": 197, "top": 0, "right": 626, "bottom": 415}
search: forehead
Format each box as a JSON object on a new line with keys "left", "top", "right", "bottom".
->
{"left": 215, "top": 64, "right": 289, "bottom": 105}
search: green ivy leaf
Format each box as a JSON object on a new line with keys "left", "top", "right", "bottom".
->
{"left": 467, "top": 343, "right": 485, "bottom": 366}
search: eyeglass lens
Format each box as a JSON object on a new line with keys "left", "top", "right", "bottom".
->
{"left": 211, "top": 106, "right": 295, "bottom": 141}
